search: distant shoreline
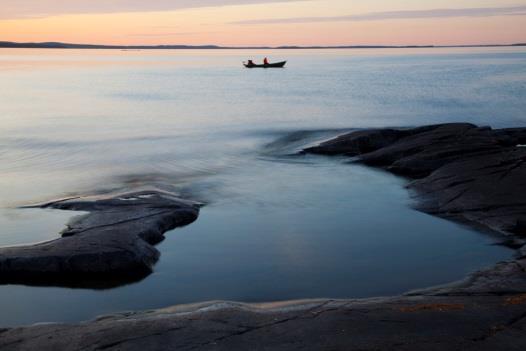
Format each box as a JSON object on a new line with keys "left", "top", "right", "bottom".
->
{"left": 1, "top": 40, "right": 525, "bottom": 50}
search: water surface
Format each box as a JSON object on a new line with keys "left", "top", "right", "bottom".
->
{"left": 0, "top": 47, "right": 524, "bottom": 326}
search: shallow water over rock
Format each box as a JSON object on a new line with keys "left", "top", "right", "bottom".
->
{"left": 0, "top": 150, "right": 513, "bottom": 326}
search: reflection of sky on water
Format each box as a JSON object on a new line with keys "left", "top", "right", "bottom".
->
{"left": 0, "top": 47, "right": 524, "bottom": 326}
{"left": 0, "top": 155, "right": 512, "bottom": 326}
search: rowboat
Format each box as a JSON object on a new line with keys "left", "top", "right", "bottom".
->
{"left": 244, "top": 61, "right": 287, "bottom": 68}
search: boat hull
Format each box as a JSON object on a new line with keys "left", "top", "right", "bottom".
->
{"left": 244, "top": 61, "right": 287, "bottom": 68}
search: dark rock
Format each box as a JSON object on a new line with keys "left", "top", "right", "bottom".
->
{"left": 303, "top": 123, "right": 478, "bottom": 160}
{"left": 511, "top": 219, "right": 526, "bottom": 237}
{"left": 0, "top": 190, "right": 200, "bottom": 288}
{"left": 304, "top": 128, "right": 407, "bottom": 156}
{"left": 407, "top": 258, "right": 526, "bottom": 296}
{"left": 494, "top": 128, "right": 526, "bottom": 146}
{"left": 411, "top": 148, "right": 526, "bottom": 235}
{"left": 360, "top": 123, "right": 500, "bottom": 176}
{"left": 303, "top": 123, "right": 526, "bottom": 236}
{"left": 2, "top": 296, "right": 526, "bottom": 350}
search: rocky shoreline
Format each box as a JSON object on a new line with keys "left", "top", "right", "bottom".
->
{"left": 304, "top": 123, "right": 526, "bottom": 240}
{"left": 1, "top": 123, "right": 526, "bottom": 350}
{"left": 0, "top": 190, "right": 200, "bottom": 288}
{"left": 2, "top": 295, "right": 526, "bottom": 351}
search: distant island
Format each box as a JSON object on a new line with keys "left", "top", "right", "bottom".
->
{"left": 1, "top": 41, "right": 525, "bottom": 50}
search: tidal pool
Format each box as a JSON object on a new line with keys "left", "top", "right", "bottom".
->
{"left": 0, "top": 149, "right": 513, "bottom": 326}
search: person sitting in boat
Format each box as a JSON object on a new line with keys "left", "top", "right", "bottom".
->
{"left": 247, "top": 59, "right": 255, "bottom": 66}
{"left": 263, "top": 57, "right": 269, "bottom": 65}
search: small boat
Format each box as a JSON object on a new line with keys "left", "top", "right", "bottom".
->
{"left": 244, "top": 61, "right": 287, "bottom": 68}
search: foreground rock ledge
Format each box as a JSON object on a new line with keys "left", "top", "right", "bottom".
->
{"left": 0, "top": 190, "right": 200, "bottom": 288}
{"left": 2, "top": 296, "right": 526, "bottom": 350}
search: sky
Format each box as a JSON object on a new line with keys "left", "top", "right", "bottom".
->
{"left": 1, "top": 0, "right": 525, "bottom": 46}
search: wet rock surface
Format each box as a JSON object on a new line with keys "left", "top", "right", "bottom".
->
{"left": 0, "top": 190, "right": 200, "bottom": 288}
{"left": 2, "top": 296, "right": 526, "bottom": 350}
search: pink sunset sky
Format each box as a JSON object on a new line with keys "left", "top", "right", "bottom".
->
{"left": 1, "top": 0, "right": 525, "bottom": 46}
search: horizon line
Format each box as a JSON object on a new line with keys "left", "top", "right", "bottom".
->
{"left": 1, "top": 40, "right": 525, "bottom": 50}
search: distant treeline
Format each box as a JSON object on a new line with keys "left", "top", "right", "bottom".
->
{"left": 0, "top": 41, "right": 224, "bottom": 49}
{"left": 0, "top": 41, "right": 525, "bottom": 50}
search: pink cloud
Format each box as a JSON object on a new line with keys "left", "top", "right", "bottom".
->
{"left": 232, "top": 5, "right": 526, "bottom": 25}
{"left": 1, "top": 0, "right": 304, "bottom": 19}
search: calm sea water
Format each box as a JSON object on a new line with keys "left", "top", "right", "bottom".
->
{"left": 0, "top": 48, "right": 524, "bottom": 326}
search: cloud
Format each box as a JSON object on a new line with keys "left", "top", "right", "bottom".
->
{"left": 0, "top": 0, "right": 303, "bottom": 19}
{"left": 232, "top": 5, "right": 526, "bottom": 25}
{"left": 126, "top": 31, "right": 221, "bottom": 37}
